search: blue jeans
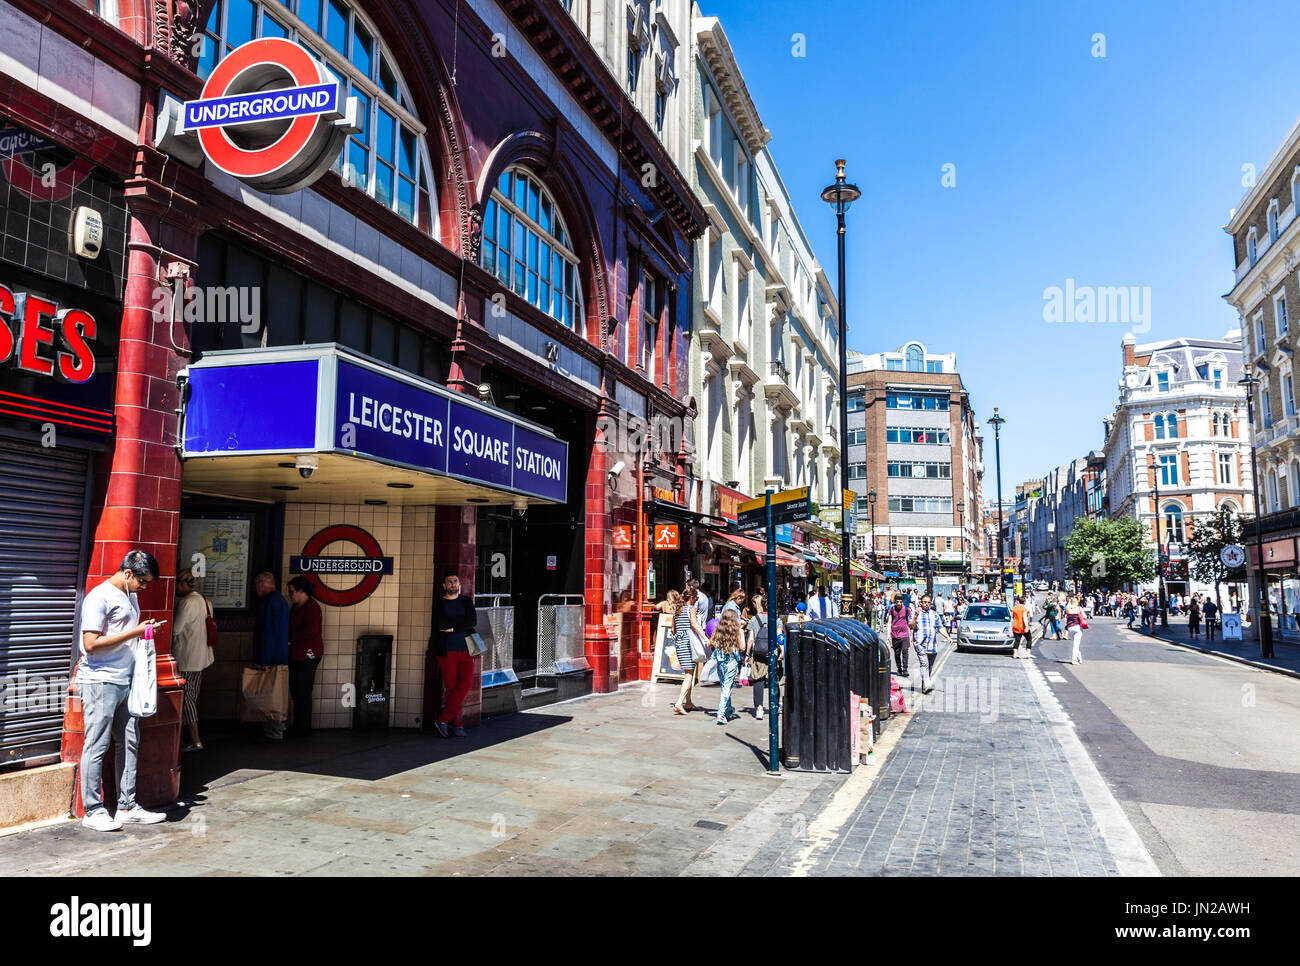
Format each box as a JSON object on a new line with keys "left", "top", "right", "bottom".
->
{"left": 79, "top": 680, "right": 139, "bottom": 816}
{"left": 715, "top": 651, "right": 740, "bottom": 721}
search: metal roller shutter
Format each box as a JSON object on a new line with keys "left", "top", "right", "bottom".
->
{"left": 0, "top": 437, "right": 91, "bottom": 767}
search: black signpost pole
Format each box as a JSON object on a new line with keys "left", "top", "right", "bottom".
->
{"left": 766, "top": 491, "right": 779, "bottom": 775}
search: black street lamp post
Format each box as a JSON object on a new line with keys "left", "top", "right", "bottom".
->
{"left": 822, "top": 160, "right": 861, "bottom": 610}
{"left": 1239, "top": 364, "right": 1274, "bottom": 658}
{"left": 1149, "top": 452, "right": 1169, "bottom": 628}
{"left": 957, "top": 499, "right": 966, "bottom": 586}
{"left": 988, "top": 408, "right": 1006, "bottom": 598}
{"left": 868, "top": 489, "right": 877, "bottom": 571}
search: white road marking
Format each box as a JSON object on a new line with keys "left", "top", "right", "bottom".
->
{"left": 1021, "top": 659, "right": 1162, "bottom": 876}
{"left": 1044, "top": 672, "right": 1067, "bottom": 683}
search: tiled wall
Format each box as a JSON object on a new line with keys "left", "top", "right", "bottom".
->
{"left": 281, "top": 504, "right": 436, "bottom": 730}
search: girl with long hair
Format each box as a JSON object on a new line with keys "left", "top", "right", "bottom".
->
{"left": 711, "top": 610, "right": 743, "bottom": 724}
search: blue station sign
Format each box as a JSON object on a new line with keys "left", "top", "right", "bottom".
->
{"left": 183, "top": 345, "right": 568, "bottom": 504}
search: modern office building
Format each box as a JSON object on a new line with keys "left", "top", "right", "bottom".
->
{"left": 846, "top": 343, "right": 983, "bottom": 596}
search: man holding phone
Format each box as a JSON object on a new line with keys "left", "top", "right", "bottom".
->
{"left": 78, "top": 550, "right": 169, "bottom": 831}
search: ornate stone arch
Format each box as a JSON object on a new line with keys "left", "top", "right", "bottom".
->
{"left": 359, "top": 0, "right": 473, "bottom": 253}
{"left": 474, "top": 127, "right": 611, "bottom": 349}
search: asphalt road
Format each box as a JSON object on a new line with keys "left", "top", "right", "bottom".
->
{"left": 1025, "top": 595, "right": 1300, "bottom": 876}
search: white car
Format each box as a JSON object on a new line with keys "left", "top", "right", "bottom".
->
{"left": 954, "top": 603, "right": 1041, "bottom": 652}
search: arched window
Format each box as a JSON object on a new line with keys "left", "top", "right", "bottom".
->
{"left": 481, "top": 167, "right": 583, "bottom": 329}
{"left": 1167, "top": 413, "right": 1179, "bottom": 438}
{"left": 1163, "top": 504, "right": 1184, "bottom": 544}
{"left": 197, "top": 0, "right": 436, "bottom": 228}
{"left": 1154, "top": 414, "right": 1165, "bottom": 439}
{"left": 1211, "top": 411, "right": 1220, "bottom": 436}
{"left": 905, "top": 344, "right": 924, "bottom": 372}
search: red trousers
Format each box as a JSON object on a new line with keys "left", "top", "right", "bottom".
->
{"left": 436, "top": 651, "right": 474, "bottom": 726}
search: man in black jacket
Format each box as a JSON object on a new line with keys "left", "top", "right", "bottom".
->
{"left": 431, "top": 574, "right": 478, "bottom": 737}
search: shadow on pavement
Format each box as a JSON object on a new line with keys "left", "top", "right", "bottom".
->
{"left": 179, "top": 712, "right": 575, "bottom": 800}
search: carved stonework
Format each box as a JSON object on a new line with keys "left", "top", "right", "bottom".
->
{"left": 465, "top": 206, "right": 484, "bottom": 263}
{"left": 156, "top": 1, "right": 202, "bottom": 67}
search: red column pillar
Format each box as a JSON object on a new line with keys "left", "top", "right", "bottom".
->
{"left": 584, "top": 402, "right": 616, "bottom": 692}
{"left": 62, "top": 179, "right": 201, "bottom": 814}
{"left": 423, "top": 349, "right": 483, "bottom": 728}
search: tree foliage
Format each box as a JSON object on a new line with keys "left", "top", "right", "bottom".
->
{"left": 1187, "top": 505, "right": 1245, "bottom": 587}
{"left": 1063, "top": 516, "right": 1156, "bottom": 589}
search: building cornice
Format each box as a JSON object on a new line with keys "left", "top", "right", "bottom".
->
{"left": 694, "top": 17, "right": 771, "bottom": 157}
{"left": 1224, "top": 114, "right": 1300, "bottom": 235}
{"left": 502, "top": 0, "right": 706, "bottom": 240}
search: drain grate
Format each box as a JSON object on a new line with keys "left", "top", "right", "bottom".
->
{"left": 693, "top": 820, "right": 728, "bottom": 831}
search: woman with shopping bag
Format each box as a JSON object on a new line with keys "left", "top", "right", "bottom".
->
{"left": 172, "top": 568, "right": 215, "bottom": 752}
{"left": 670, "top": 588, "right": 707, "bottom": 715}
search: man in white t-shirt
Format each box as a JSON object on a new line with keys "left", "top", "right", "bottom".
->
{"left": 808, "top": 585, "right": 839, "bottom": 620}
{"left": 78, "top": 550, "right": 169, "bottom": 831}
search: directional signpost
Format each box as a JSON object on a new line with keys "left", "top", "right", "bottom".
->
{"left": 737, "top": 487, "right": 810, "bottom": 774}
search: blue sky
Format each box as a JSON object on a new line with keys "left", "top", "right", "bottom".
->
{"left": 702, "top": 0, "right": 1300, "bottom": 492}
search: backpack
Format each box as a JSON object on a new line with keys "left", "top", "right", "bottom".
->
{"left": 750, "top": 616, "right": 770, "bottom": 662}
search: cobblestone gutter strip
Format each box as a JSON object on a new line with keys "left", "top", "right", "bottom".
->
{"left": 1021, "top": 657, "right": 1160, "bottom": 877}
{"left": 1134, "top": 625, "right": 1300, "bottom": 681}
{"left": 776, "top": 706, "right": 918, "bottom": 877}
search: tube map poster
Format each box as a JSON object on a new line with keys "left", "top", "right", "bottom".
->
{"left": 179, "top": 518, "right": 252, "bottom": 609}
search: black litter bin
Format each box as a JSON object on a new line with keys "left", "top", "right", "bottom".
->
{"left": 826, "top": 619, "right": 883, "bottom": 741}
{"left": 782, "top": 621, "right": 853, "bottom": 773}
{"left": 354, "top": 634, "right": 393, "bottom": 730}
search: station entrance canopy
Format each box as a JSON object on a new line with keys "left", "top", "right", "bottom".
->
{"left": 181, "top": 344, "right": 568, "bottom": 506}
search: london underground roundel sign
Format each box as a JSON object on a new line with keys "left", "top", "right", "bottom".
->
{"left": 182, "top": 38, "right": 360, "bottom": 194}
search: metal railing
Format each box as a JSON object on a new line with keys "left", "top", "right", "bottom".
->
{"left": 474, "top": 595, "right": 515, "bottom": 681}
{"left": 769, "top": 360, "right": 790, "bottom": 383}
{"left": 536, "top": 594, "right": 587, "bottom": 676}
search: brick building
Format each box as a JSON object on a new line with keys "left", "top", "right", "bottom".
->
{"left": 0, "top": 0, "right": 707, "bottom": 820}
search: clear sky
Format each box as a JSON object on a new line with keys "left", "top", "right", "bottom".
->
{"left": 700, "top": 0, "right": 1300, "bottom": 494}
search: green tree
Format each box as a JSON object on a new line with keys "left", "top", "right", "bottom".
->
{"left": 1063, "top": 516, "right": 1156, "bottom": 590}
{"left": 1187, "top": 505, "right": 1245, "bottom": 608}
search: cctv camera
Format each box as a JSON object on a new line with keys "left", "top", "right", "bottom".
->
{"left": 295, "top": 454, "right": 319, "bottom": 480}
{"left": 608, "top": 460, "right": 626, "bottom": 482}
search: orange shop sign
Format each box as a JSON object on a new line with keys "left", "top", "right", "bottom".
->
{"left": 654, "top": 525, "right": 679, "bottom": 550}
{"left": 652, "top": 487, "right": 677, "bottom": 503}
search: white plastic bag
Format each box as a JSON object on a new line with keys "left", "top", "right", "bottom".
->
{"left": 128, "top": 636, "right": 157, "bottom": 718}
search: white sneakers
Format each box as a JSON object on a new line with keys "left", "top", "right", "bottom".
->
{"left": 82, "top": 810, "right": 122, "bottom": 832}
{"left": 755, "top": 705, "right": 765, "bottom": 720}
{"left": 119, "top": 806, "right": 167, "bottom": 824}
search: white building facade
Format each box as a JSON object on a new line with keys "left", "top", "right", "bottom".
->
{"left": 1101, "top": 334, "right": 1254, "bottom": 599}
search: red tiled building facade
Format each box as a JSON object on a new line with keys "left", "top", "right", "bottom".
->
{"left": 0, "top": 0, "right": 703, "bottom": 808}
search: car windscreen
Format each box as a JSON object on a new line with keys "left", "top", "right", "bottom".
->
{"left": 963, "top": 606, "right": 1010, "bottom": 621}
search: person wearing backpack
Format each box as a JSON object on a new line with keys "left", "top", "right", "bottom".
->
{"left": 173, "top": 567, "right": 216, "bottom": 753}
{"left": 746, "top": 593, "right": 783, "bottom": 720}
{"left": 887, "top": 593, "right": 915, "bottom": 676}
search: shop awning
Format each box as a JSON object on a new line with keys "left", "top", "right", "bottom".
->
{"left": 710, "top": 531, "right": 801, "bottom": 566}
{"left": 181, "top": 344, "right": 568, "bottom": 506}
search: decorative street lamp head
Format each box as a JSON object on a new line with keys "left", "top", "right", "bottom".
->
{"left": 988, "top": 407, "right": 1005, "bottom": 430}
{"left": 868, "top": 489, "right": 877, "bottom": 504}
{"left": 821, "top": 159, "right": 862, "bottom": 211}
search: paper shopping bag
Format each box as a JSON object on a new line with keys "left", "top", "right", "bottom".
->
{"left": 240, "top": 665, "right": 289, "bottom": 722}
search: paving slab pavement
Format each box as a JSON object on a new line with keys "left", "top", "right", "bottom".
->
{"left": 0, "top": 681, "right": 847, "bottom": 877}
